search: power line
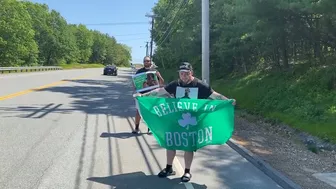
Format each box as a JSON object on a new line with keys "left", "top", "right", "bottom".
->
{"left": 155, "top": 0, "right": 188, "bottom": 47}
{"left": 112, "top": 33, "right": 148, "bottom": 37}
{"left": 117, "top": 37, "right": 148, "bottom": 42}
{"left": 152, "top": 0, "right": 185, "bottom": 42}
{"left": 83, "top": 21, "right": 148, "bottom": 26}
{"left": 154, "top": 1, "right": 183, "bottom": 41}
{"left": 145, "top": 1, "right": 187, "bottom": 59}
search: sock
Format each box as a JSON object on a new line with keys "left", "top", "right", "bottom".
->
{"left": 184, "top": 168, "right": 190, "bottom": 174}
{"left": 165, "top": 164, "right": 172, "bottom": 171}
{"left": 135, "top": 124, "right": 139, "bottom": 130}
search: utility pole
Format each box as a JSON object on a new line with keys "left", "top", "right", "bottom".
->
{"left": 202, "top": 0, "right": 210, "bottom": 84}
{"left": 145, "top": 42, "right": 149, "bottom": 56}
{"left": 150, "top": 16, "right": 154, "bottom": 60}
{"left": 145, "top": 13, "right": 156, "bottom": 61}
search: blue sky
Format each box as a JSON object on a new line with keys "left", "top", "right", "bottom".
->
{"left": 30, "top": 0, "right": 158, "bottom": 63}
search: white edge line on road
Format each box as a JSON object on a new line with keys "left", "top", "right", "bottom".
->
{"left": 173, "top": 157, "right": 195, "bottom": 189}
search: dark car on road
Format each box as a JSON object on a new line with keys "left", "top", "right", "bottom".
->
{"left": 103, "top": 65, "right": 118, "bottom": 76}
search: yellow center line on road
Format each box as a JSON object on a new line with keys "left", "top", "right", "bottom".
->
{"left": 0, "top": 74, "right": 91, "bottom": 101}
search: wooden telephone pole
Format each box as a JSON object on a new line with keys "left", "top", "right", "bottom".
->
{"left": 145, "top": 41, "right": 149, "bottom": 56}
{"left": 145, "top": 13, "right": 157, "bottom": 60}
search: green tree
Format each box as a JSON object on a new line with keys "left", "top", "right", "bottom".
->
{"left": 0, "top": 0, "right": 132, "bottom": 67}
{"left": 0, "top": 0, "right": 38, "bottom": 67}
{"left": 74, "top": 24, "right": 93, "bottom": 63}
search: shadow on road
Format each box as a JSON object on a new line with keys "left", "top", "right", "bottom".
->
{"left": 47, "top": 78, "right": 135, "bottom": 116}
{"left": 87, "top": 171, "right": 207, "bottom": 189}
{"left": 0, "top": 77, "right": 136, "bottom": 118}
{"left": 0, "top": 103, "right": 64, "bottom": 119}
{"left": 100, "top": 132, "right": 146, "bottom": 139}
{"left": 0, "top": 70, "right": 280, "bottom": 189}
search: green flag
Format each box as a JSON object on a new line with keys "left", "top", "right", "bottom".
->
{"left": 136, "top": 97, "right": 235, "bottom": 151}
{"left": 132, "top": 71, "right": 160, "bottom": 92}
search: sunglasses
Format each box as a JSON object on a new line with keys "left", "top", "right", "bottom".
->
{"left": 179, "top": 71, "right": 191, "bottom": 75}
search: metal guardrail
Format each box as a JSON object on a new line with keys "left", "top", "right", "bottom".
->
{"left": 0, "top": 66, "right": 62, "bottom": 74}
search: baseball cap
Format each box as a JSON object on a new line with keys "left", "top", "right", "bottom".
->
{"left": 178, "top": 62, "right": 193, "bottom": 72}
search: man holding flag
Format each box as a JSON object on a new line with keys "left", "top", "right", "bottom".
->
{"left": 132, "top": 56, "right": 165, "bottom": 134}
{"left": 134, "top": 62, "right": 236, "bottom": 182}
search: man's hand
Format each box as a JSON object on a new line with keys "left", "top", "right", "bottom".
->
{"left": 133, "top": 93, "right": 142, "bottom": 98}
{"left": 156, "top": 71, "right": 164, "bottom": 85}
{"left": 208, "top": 91, "right": 236, "bottom": 105}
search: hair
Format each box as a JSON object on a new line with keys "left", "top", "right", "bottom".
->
{"left": 147, "top": 73, "right": 155, "bottom": 79}
{"left": 143, "top": 56, "right": 151, "bottom": 62}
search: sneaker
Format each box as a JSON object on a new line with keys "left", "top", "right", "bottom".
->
{"left": 132, "top": 128, "right": 140, "bottom": 134}
{"left": 158, "top": 168, "right": 176, "bottom": 178}
{"left": 147, "top": 129, "right": 152, "bottom": 135}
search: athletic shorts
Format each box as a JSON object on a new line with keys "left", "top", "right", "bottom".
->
{"left": 135, "top": 98, "right": 139, "bottom": 110}
{"left": 134, "top": 88, "right": 155, "bottom": 110}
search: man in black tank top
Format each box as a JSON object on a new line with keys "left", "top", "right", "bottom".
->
{"left": 132, "top": 56, "right": 164, "bottom": 134}
{"left": 133, "top": 62, "right": 236, "bottom": 182}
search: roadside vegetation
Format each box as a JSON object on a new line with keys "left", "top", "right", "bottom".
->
{"left": 152, "top": 0, "right": 336, "bottom": 143}
{"left": 0, "top": 0, "right": 131, "bottom": 68}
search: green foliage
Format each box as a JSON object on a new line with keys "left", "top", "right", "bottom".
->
{"left": 0, "top": 0, "right": 38, "bottom": 67}
{"left": 0, "top": 0, "right": 131, "bottom": 67}
{"left": 212, "top": 66, "right": 336, "bottom": 143}
{"left": 153, "top": 0, "right": 336, "bottom": 142}
{"left": 59, "top": 63, "right": 104, "bottom": 69}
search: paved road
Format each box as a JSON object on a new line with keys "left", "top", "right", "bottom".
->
{"left": 0, "top": 68, "right": 284, "bottom": 189}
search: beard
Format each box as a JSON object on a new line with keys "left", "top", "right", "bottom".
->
{"left": 180, "top": 78, "right": 192, "bottom": 85}
{"left": 144, "top": 64, "right": 151, "bottom": 68}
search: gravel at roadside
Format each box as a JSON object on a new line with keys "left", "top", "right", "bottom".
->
{"left": 232, "top": 113, "right": 336, "bottom": 189}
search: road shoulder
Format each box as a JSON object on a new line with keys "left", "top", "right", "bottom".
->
{"left": 231, "top": 113, "right": 336, "bottom": 189}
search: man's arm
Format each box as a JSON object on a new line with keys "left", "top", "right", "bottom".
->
{"left": 131, "top": 78, "right": 137, "bottom": 91}
{"left": 156, "top": 71, "right": 165, "bottom": 86}
{"left": 208, "top": 91, "right": 230, "bottom": 100}
{"left": 132, "top": 69, "right": 141, "bottom": 91}
{"left": 134, "top": 80, "right": 176, "bottom": 98}
{"left": 140, "top": 87, "right": 170, "bottom": 97}
{"left": 208, "top": 91, "right": 236, "bottom": 105}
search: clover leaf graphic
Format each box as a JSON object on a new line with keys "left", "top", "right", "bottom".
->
{"left": 178, "top": 113, "right": 197, "bottom": 130}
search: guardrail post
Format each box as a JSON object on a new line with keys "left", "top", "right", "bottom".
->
{"left": 0, "top": 66, "right": 63, "bottom": 74}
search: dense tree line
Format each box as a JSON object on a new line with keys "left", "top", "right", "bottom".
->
{"left": 0, "top": 0, "right": 131, "bottom": 67}
{"left": 152, "top": 0, "right": 336, "bottom": 142}
{"left": 152, "top": 0, "right": 336, "bottom": 75}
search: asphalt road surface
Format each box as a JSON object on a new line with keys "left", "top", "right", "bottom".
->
{"left": 0, "top": 68, "right": 284, "bottom": 189}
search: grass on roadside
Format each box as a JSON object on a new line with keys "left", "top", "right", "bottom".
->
{"left": 60, "top": 63, "right": 105, "bottom": 69}
{"left": 159, "top": 66, "right": 336, "bottom": 143}
{"left": 213, "top": 66, "right": 336, "bottom": 143}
